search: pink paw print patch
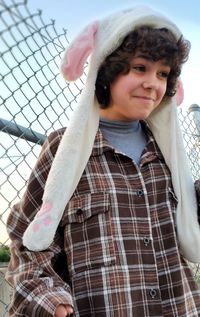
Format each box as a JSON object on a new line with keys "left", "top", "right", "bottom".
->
{"left": 22, "top": 200, "right": 59, "bottom": 250}
{"left": 33, "top": 202, "right": 53, "bottom": 232}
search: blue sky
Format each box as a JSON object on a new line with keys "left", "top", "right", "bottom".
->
{"left": 28, "top": 0, "right": 200, "bottom": 37}
{"left": 27, "top": 0, "right": 200, "bottom": 108}
{"left": 27, "top": 0, "right": 200, "bottom": 38}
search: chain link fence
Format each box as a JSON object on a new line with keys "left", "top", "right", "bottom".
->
{"left": 0, "top": 0, "right": 200, "bottom": 315}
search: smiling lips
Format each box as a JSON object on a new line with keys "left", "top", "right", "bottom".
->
{"left": 134, "top": 95, "right": 155, "bottom": 102}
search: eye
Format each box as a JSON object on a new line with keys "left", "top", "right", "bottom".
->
{"left": 158, "top": 71, "right": 170, "bottom": 79}
{"left": 132, "top": 65, "right": 145, "bottom": 72}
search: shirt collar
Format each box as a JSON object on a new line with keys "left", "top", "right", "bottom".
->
{"left": 91, "top": 121, "right": 164, "bottom": 164}
{"left": 91, "top": 129, "right": 114, "bottom": 157}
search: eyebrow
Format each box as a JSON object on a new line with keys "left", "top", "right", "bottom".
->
{"left": 132, "top": 54, "right": 170, "bottom": 67}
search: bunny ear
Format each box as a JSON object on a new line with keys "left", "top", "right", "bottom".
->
{"left": 176, "top": 79, "right": 184, "bottom": 106}
{"left": 60, "top": 21, "right": 99, "bottom": 81}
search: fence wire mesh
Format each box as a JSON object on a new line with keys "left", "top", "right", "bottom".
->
{"left": 0, "top": 0, "right": 200, "bottom": 315}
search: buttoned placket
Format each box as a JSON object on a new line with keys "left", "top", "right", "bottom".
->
{"left": 133, "top": 162, "right": 161, "bottom": 305}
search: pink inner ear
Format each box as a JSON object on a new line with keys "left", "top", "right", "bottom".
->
{"left": 176, "top": 80, "right": 184, "bottom": 106}
{"left": 61, "top": 21, "right": 98, "bottom": 81}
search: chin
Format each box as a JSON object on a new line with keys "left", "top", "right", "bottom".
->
{"left": 136, "top": 113, "right": 151, "bottom": 121}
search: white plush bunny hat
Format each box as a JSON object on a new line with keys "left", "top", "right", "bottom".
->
{"left": 23, "top": 6, "right": 200, "bottom": 263}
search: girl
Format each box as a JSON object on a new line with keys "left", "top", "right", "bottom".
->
{"left": 6, "top": 6, "right": 200, "bottom": 317}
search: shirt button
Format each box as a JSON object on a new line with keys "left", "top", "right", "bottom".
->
{"left": 76, "top": 208, "right": 83, "bottom": 216}
{"left": 137, "top": 189, "right": 144, "bottom": 197}
{"left": 149, "top": 288, "right": 157, "bottom": 298}
{"left": 143, "top": 237, "right": 150, "bottom": 246}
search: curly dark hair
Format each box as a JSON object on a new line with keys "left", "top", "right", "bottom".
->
{"left": 95, "top": 26, "right": 190, "bottom": 108}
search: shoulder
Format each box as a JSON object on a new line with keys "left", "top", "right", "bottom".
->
{"left": 40, "top": 128, "right": 66, "bottom": 158}
{"left": 31, "top": 128, "right": 67, "bottom": 180}
{"left": 48, "top": 127, "right": 66, "bottom": 142}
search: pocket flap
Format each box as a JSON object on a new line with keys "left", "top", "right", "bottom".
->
{"left": 62, "top": 192, "right": 110, "bottom": 224}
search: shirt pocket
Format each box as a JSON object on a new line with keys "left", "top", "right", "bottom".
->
{"left": 62, "top": 192, "right": 116, "bottom": 276}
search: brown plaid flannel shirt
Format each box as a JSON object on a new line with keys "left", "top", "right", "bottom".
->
{"left": 6, "top": 126, "right": 200, "bottom": 316}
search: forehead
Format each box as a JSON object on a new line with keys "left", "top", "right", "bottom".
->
{"left": 131, "top": 52, "right": 171, "bottom": 67}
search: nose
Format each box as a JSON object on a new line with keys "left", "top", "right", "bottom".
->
{"left": 142, "top": 74, "right": 159, "bottom": 90}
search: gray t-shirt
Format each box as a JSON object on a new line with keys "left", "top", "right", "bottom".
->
{"left": 99, "top": 118, "right": 147, "bottom": 165}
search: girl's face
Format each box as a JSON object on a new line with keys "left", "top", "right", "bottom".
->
{"left": 100, "top": 54, "right": 171, "bottom": 121}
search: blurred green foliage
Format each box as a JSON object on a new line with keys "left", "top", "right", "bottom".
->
{"left": 0, "top": 245, "right": 10, "bottom": 262}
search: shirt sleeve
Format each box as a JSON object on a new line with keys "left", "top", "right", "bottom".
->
{"left": 6, "top": 129, "right": 73, "bottom": 317}
{"left": 194, "top": 179, "right": 200, "bottom": 225}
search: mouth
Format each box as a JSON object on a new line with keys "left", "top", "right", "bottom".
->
{"left": 134, "top": 96, "right": 155, "bottom": 102}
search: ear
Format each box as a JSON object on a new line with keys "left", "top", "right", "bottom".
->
{"left": 176, "top": 79, "right": 184, "bottom": 106}
{"left": 60, "top": 21, "right": 99, "bottom": 81}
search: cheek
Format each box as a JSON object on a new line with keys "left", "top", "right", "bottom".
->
{"left": 159, "top": 84, "right": 167, "bottom": 100}
{"left": 110, "top": 75, "right": 131, "bottom": 94}
{"left": 110, "top": 81, "right": 125, "bottom": 103}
